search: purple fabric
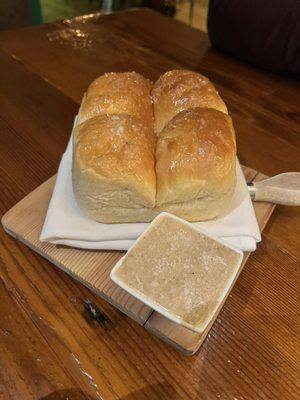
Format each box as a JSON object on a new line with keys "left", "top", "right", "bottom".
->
{"left": 207, "top": 0, "right": 300, "bottom": 74}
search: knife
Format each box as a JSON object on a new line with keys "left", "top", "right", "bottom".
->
{"left": 247, "top": 172, "right": 300, "bottom": 205}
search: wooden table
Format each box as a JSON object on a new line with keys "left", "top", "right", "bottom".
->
{"left": 0, "top": 9, "right": 299, "bottom": 400}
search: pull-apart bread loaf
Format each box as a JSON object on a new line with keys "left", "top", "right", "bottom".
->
{"left": 72, "top": 70, "right": 236, "bottom": 223}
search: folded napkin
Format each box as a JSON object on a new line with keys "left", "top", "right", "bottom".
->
{"left": 40, "top": 135, "right": 261, "bottom": 252}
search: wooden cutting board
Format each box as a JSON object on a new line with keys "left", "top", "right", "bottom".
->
{"left": 1, "top": 166, "right": 275, "bottom": 355}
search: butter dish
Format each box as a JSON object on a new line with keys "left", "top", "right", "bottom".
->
{"left": 110, "top": 213, "right": 243, "bottom": 333}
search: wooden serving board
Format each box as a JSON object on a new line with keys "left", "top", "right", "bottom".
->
{"left": 1, "top": 166, "right": 275, "bottom": 355}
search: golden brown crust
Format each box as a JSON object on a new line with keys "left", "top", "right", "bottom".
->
{"left": 155, "top": 108, "right": 236, "bottom": 218}
{"left": 77, "top": 72, "right": 153, "bottom": 126}
{"left": 73, "top": 114, "right": 156, "bottom": 220}
{"left": 72, "top": 70, "right": 237, "bottom": 223}
{"left": 152, "top": 69, "right": 228, "bottom": 134}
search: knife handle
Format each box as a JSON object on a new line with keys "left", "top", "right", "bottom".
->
{"left": 248, "top": 172, "right": 300, "bottom": 205}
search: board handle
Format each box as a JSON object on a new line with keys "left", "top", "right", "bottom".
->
{"left": 248, "top": 172, "right": 300, "bottom": 205}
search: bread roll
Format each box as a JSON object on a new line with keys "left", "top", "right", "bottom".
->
{"left": 77, "top": 72, "right": 153, "bottom": 125}
{"left": 155, "top": 107, "right": 236, "bottom": 221}
{"left": 73, "top": 114, "right": 156, "bottom": 223}
{"left": 152, "top": 69, "right": 228, "bottom": 134}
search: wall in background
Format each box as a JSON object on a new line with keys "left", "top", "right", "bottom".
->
{"left": 0, "top": 0, "right": 31, "bottom": 30}
{"left": 0, "top": 0, "right": 209, "bottom": 32}
{"left": 40, "top": 0, "right": 101, "bottom": 23}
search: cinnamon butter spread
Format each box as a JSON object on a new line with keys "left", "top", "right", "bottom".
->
{"left": 111, "top": 213, "right": 243, "bottom": 332}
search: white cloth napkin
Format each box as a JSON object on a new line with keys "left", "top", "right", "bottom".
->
{"left": 40, "top": 135, "right": 261, "bottom": 252}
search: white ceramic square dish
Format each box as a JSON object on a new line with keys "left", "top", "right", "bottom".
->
{"left": 110, "top": 212, "right": 243, "bottom": 333}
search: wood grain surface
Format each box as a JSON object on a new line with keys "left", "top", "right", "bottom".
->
{"left": 1, "top": 166, "right": 275, "bottom": 355}
{"left": 0, "top": 9, "right": 299, "bottom": 400}
{"left": 1, "top": 175, "right": 152, "bottom": 325}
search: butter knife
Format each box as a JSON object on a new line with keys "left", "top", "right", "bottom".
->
{"left": 248, "top": 172, "right": 300, "bottom": 205}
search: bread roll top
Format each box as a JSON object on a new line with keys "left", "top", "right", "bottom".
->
{"left": 77, "top": 71, "right": 154, "bottom": 126}
{"left": 152, "top": 69, "right": 228, "bottom": 134}
{"left": 155, "top": 107, "right": 236, "bottom": 206}
{"left": 73, "top": 114, "right": 156, "bottom": 211}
